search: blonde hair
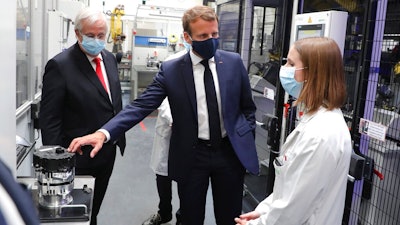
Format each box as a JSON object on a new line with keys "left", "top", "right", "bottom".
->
{"left": 182, "top": 5, "right": 218, "bottom": 35}
{"left": 295, "top": 37, "right": 346, "bottom": 114}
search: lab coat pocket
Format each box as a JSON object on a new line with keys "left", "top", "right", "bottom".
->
{"left": 272, "top": 155, "right": 288, "bottom": 197}
{"left": 273, "top": 155, "right": 287, "bottom": 174}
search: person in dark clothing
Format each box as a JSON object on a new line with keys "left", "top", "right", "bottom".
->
{"left": 0, "top": 158, "right": 40, "bottom": 225}
{"left": 39, "top": 7, "right": 126, "bottom": 225}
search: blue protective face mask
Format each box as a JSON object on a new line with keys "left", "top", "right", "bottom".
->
{"left": 183, "top": 41, "right": 191, "bottom": 51}
{"left": 190, "top": 36, "right": 219, "bottom": 59}
{"left": 279, "top": 66, "right": 304, "bottom": 98}
{"left": 81, "top": 35, "right": 106, "bottom": 55}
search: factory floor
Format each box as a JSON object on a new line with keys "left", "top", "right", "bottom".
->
{"left": 97, "top": 115, "right": 215, "bottom": 225}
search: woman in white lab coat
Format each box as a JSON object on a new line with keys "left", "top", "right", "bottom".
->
{"left": 235, "top": 37, "right": 352, "bottom": 225}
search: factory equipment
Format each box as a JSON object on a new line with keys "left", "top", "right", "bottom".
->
{"left": 106, "top": 4, "right": 126, "bottom": 53}
{"left": 46, "top": 10, "right": 72, "bottom": 60}
{"left": 168, "top": 34, "right": 179, "bottom": 52}
{"left": 22, "top": 146, "right": 95, "bottom": 223}
{"left": 130, "top": 5, "right": 186, "bottom": 99}
{"left": 16, "top": 135, "right": 36, "bottom": 169}
{"left": 45, "top": 1, "right": 85, "bottom": 61}
{"left": 33, "top": 146, "right": 75, "bottom": 208}
{"left": 291, "top": 10, "right": 348, "bottom": 55}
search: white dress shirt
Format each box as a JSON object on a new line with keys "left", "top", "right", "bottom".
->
{"left": 189, "top": 51, "right": 226, "bottom": 140}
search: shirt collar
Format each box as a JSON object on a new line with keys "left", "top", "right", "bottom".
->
{"left": 86, "top": 53, "right": 103, "bottom": 63}
{"left": 189, "top": 50, "right": 215, "bottom": 65}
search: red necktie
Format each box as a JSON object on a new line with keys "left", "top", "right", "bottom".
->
{"left": 93, "top": 57, "right": 108, "bottom": 92}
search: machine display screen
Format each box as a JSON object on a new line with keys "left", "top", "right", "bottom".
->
{"left": 296, "top": 24, "right": 325, "bottom": 40}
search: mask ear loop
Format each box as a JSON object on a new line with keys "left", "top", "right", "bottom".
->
{"left": 295, "top": 67, "right": 308, "bottom": 71}
{"left": 184, "top": 33, "right": 195, "bottom": 49}
{"left": 297, "top": 67, "right": 308, "bottom": 83}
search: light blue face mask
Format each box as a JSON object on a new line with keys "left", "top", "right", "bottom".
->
{"left": 183, "top": 41, "right": 191, "bottom": 51}
{"left": 279, "top": 66, "right": 304, "bottom": 98}
{"left": 81, "top": 35, "right": 106, "bottom": 56}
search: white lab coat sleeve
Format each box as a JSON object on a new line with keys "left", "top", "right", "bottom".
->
{"left": 157, "top": 98, "right": 173, "bottom": 125}
{"left": 149, "top": 98, "right": 172, "bottom": 176}
{"left": 149, "top": 50, "right": 186, "bottom": 175}
{"left": 248, "top": 134, "right": 339, "bottom": 225}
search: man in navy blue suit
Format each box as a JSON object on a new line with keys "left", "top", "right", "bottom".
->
{"left": 69, "top": 5, "right": 259, "bottom": 225}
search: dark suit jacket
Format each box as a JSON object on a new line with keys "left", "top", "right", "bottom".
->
{"left": 40, "top": 42, "right": 126, "bottom": 167}
{"left": 103, "top": 50, "right": 259, "bottom": 181}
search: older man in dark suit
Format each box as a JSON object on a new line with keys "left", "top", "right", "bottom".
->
{"left": 39, "top": 7, "right": 125, "bottom": 225}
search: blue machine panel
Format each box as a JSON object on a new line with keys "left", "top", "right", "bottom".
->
{"left": 134, "top": 35, "right": 168, "bottom": 47}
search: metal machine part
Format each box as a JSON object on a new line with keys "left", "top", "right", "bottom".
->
{"left": 16, "top": 135, "right": 36, "bottom": 168}
{"left": 146, "top": 56, "right": 160, "bottom": 68}
{"left": 33, "top": 146, "right": 76, "bottom": 208}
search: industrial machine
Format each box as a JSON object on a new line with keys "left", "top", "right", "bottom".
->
{"left": 33, "top": 146, "right": 76, "bottom": 208}
{"left": 107, "top": 4, "right": 126, "bottom": 53}
{"left": 18, "top": 146, "right": 95, "bottom": 223}
{"left": 130, "top": 4, "right": 186, "bottom": 99}
{"left": 291, "top": 10, "right": 348, "bottom": 55}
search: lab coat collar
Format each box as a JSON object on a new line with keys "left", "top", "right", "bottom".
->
{"left": 300, "top": 106, "right": 328, "bottom": 123}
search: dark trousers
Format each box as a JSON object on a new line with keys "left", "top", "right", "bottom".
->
{"left": 177, "top": 139, "right": 245, "bottom": 225}
{"left": 156, "top": 174, "right": 181, "bottom": 222}
{"left": 75, "top": 146, "right": 116, "bottom": 225}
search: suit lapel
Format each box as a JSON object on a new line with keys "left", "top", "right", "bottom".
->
{"left": 101, "top": 52, "right": 118, "bottom": 104}
{"left": 74, "top": 43, "right": 109, "bottom": 99}
{"left": 181, "top": 52, "right": 198, "bottom": 117}
{"left": 213, "top": 51, "right": 227, "bottom": 114}
{"left": 72, "top": 44, "right": 111, "bottom": 104}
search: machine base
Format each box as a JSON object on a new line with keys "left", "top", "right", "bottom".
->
{"left": 31, "top": 187, "right": 93, "bottom": 223}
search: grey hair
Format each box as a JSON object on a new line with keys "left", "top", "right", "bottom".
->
{"left": 74, "top": 7, "right": 108, "bottom": 33}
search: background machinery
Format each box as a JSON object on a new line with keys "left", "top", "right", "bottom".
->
{"left": 106, "top": 4, "right": 126, "bottom": 54}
